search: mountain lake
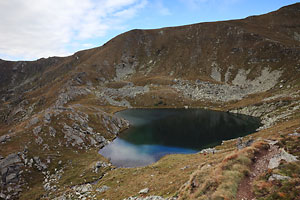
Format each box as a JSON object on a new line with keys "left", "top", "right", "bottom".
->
{"left": 99, "top": 108, "right": 261, "bottom": 167}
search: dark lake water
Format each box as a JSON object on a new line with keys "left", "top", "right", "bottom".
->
{"left": 99, "top": 109, "right": 261, "bottom": 168}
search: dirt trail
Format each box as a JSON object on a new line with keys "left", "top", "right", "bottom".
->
{"left": 236, "top": 144, "right": 280, "bottom": 200}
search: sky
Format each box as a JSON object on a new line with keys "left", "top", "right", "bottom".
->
{"left": 0, "top": 0, "right": 299, "bottom": 61}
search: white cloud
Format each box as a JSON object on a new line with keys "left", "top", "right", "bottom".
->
{"left": 0, "top": 0, "right": 147, "bottom": 60}
{"left": 155, "top": 0, "right": 171, "bottom": 16}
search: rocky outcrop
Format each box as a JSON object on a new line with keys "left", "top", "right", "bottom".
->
{"left": 55, "top": 86, "right": 91, "bottom": 108}
{"left": 230, "top": 100, "right": 300, "bottom": 130}
{"left": 172, "top": 67, "right": 282, "bottom": 103}
{"left": 0, "top": 153, "right": 24, "bottom": 199}
{"left": 268, "top": 174, "right": 291, "bottom": 181}
{"left": 268, "top": 148, "right": 298, "bottom": 169}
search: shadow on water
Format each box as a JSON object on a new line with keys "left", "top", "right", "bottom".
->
{"left": 99, "top": 109, "right": 261, "bottom": 168}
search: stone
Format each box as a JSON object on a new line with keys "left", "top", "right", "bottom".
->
{"left": 6, "top": 173, "right": 17, "bottom": 183}
{"left": 28, "top": 117, "right": 39, "bottom": 128}
{"left": 94, "top": 135, "right": 105, "bottom": 143}
{"left": 44, "top": 112, "right": 52, "bottom": 123}
{"left": 63, "top": 124, "right": 84, "bottom": 145}
{"left": 236, "top": 137, "right": 243, "bottom": 150}
{"left": 0, "top": 153, "right": 21, "bottom": 169}
{"left": 1, "top": 167, "right": 8, "bottom": 176}
{"left": 49, "top": 127, "right": 56, "bottom": 137}
{"left": 28, "top": 158, "right": 34, "bottom": 167}
{"left": 89, "top": 137, "right": 97, "bottom": 146}
{"left": 0, "top": 134, "right": 10, "bottom": 143}
{"left": 245, "top": 138, "right": 254, "bottom": 147}
{"left": 139, "top": 188, "right": 149, "bottom": 194}
{"left": 268, "top": 174, "right": 291, "bottom": 181}
{"left": 200, "top": 148, "right": 218, "bottom": 154}
{"left": 96, "top": 185, "right": 110, "bottom": 193}
{"left": 44, "top": 182, "right": 51, "bottom": 191}
{"left": 268, "top": 148, "right": 298, "bottom": 169}
{"left": 33, "top": 126, "right": 42, "bottom": 135}
{"left": 73, "top": 184, "right": 92, "bottom": 193}
{"left": 236, "top": 137, "right": 254, "bottom": 150}
{"left": 35, "top": 137, "right": 43, "bottom": 145}
{"left": 95, "top": 161, "right": 102, "bottom": 168}
{"left": 289, "top": 132, "right": 300, "bottom": 137}
{"left": 0, "top": 193, "right": 6, "bottom": 199}
{"left": 33, "top": 157, "right": 47, "bottom": 170}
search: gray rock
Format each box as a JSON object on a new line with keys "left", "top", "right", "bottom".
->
{"left": 73, "top": 183, "right": 92, "bottom": 193}
{"left": 35, "top": 137, "right": 43, "bottom": 145}
{"left": 44, "top": 112, "right": 52, "bottom": 123}
{"left": 200, "top": 148, "right": 218, "bottom": 154}
{"left": 33, "top": 157, "right": 47, "bottom": 170}
{"left": 236, "top": 137, "right": 243, "bottom": 150}
{"left": 1, "top": 167, "right": 8, "bottom": 176}
{"left": 139, "top": 188, "right": 149, "bottom": 194}
{"left": 89, "top": 137, "right": 97, "bottom": 146}
{"left": 27, "top": 117, "right": 39, "bottom": 128}
{"left": 0, "top": 134, "right": 10, "bottom": 143}
{"left": 0, "top": 155, "right": 3, "bottom": 160}
{"left": 55, "top": 86, "right": 91, "bottom": 108}
{"left": 289, "top": 132, "right": 300, "bottom": 137}
{"left": 5, "top": 173, "right": 17, "bottom": 183}
{"left": 96, "top": 185, "right": 110, "bottom": 193}
{"left": 49, "top": 126, "right": 56, "bottom": 137}
{"left": 268, "top": 148, "right": 298, "bottom": 169}
{"left": 0, "top": 153, "right": 21, "bottom": 169}
{"left": 33, "top": 126, "right": 42, "bottom": 136}
{"left": 0, "top": 193, "right": 6, "bottom": 199}
{"left": 94, "top": 134, "right": 105, "bottom": 144}
{"left": 236, "top": 137, "right": 254, "bottom": 150}
{"left": 63, "top": 124, "right": 84, "bottom": 146}
{"left": 27, "top": 158, "right": 34, "bottom": 167}
{"left": 268, "top": 174, "right": 291, "bottom": 181}
{"left": 44, "top": 182, "right": 51, "bottom": 191}
{"left": 94, "top": 161, "right": 108, "bottom": 173}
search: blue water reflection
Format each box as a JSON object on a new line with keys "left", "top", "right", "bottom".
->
{"left": 100, "top": 138, "right": 197, "bottom": 167}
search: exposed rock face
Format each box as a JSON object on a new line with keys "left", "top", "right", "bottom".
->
{"left": 114, "top": 55, "right": 138, "bottom": 81}
{"left": 0, "top": 153, "right": 24, "bottom": 198}
{"left": 55, "top": 86, "right": 91, "bottom": 108}
{"left": 96, "top": 185, "right": 110, "bottom": 193}
{"left": 72, "top": 183, "right": 92, "bottom": 193}
{"left": 63, "top": 124, "right": 85, "bottom": 146}
{"left": 172, "top": 67, "right": 283, "bottom": 103}
{"left": 268, "top": 148, "right": 298, "bottom": 169}
{"left": 268, "top": 174, "right": 291, "bottom": 181}
{"left": 230, "top": 100, "right": 300, "bottom": 130}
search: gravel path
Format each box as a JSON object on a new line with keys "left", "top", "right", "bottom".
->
{"left": 236, "top": 144, "right": 280, "bottom": 200}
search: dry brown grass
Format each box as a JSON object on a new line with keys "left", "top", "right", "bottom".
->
{"left": 178, "top": 141, "right": 269, "bottom": 200}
